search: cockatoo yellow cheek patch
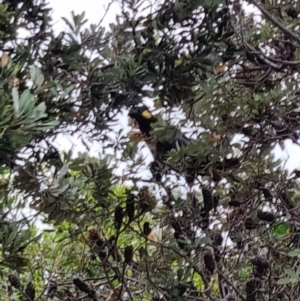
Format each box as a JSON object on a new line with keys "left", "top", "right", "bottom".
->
{"left": 142, "top": 110, "right": 152, "bottom": 119}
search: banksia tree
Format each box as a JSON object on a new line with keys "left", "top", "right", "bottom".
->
{"left": 1, "top": 0, "right": 300, "bottom": 300}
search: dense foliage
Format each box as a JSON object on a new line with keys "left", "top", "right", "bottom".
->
{"left": 1, "top": 0, "right": 300, "bottom": 300}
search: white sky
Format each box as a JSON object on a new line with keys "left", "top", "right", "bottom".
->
{"left": 48, "top": 0, "right": 300, "bottom": 175}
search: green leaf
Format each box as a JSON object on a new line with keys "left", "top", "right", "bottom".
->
{"left": 288, "top": 249, "right": 300, "bottom": 257}
{"left": 273, "top": 223, "right": 290, "bottom": 238}
{"left": 177, "top": 268, "right": 184, "bottom": 281}
{"left": 35, "top": 73, "right": 45, "bottom": 88}
{"left": 277, "top": 278, "right": 292, "bottom": 285}
{"left": 30, "top": 66, "right": 42, "bottom": 82}
{"left": 284, "top": 268, "right": 297, "bottom": 279}
{"left": 19, "top": 89, "right": 34, "bottom": 113}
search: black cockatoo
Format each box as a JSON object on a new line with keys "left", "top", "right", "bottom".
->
{"left": 128, "top": 105, "right": 190, "bottom": 162}
{"left": 128, "top": 105, "right": 240, "bottom": 182}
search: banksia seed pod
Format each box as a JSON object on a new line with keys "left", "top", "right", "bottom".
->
{"left": 73, "top": 278, "right": 91, "bottom": 294}
{"left": 124, "top": 245, "right": 133, "bottom": 263}
{"left": 203, "top": 252, "right": 215, "bottom": 274}
{"left": 202, "top": 188, "right": 213, "bottom": 213}
{"left": 87, "top": 229, "right": 100, "bottom": 244}
{"left": 8, "top": 274, "right": 21, "bottom": 289}
{"left": 257, "top": 210, "right": 274, "bottom": 222}
{"left": 251, "top": 257, "right": 269, "bottom": 269}
{"left": 246, "top": 279, "right": 257, "bottom": 301}
{"left": 143, "top": 222, "right": 152, "bottom": 236}
{"left": 126, "top": 193, "right": 135, "bottom": 222}
{"left": 114, "top": 205, "right": 124, "bottom": 230}
{"left": 251, "top": 256, "right": 269, "bottom": 277}
{"left": 25, "top": 282, "right": 35, "bottom": 301}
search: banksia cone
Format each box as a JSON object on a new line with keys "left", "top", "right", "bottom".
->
{"left": 246, "top": 279, "right": 258, "bottom": 301}
{"left": 114, "top": 205, "right": 124, "bottom": 230}
{"left": 87, "top": 229, "right": 101, "bottom": 244}
{"left": 126, "top": 193, "right": 135, "bottom": 222}
{"left": 73, "top": 278, "right": 96, "bottom": 300}
{"left": 25, "top": 281, "right": 35, "bottom": 301}
{"left": 8, "top": 274, "right": 21, "bottom": 289}
{"left": 251, "top": 257, "right": 269, "bottom": 277}
{"left": 73, "top": 278, "right": 90, "bottom": 293}
{"left": 202, "top": 188, "right": 213, "bottom": 213}
{"left": 124, "top": 245, "right": 133, "bottom": 263}
{"left": 73, "top": 278, "right": 95, "bottom": 299}
{"left": 143, "top": 222, "right": 152, "bottom": 236}
{"left": 203, "top": 252, "right": 215, "bottom": 274}
{"left": 257, "top": 210, "right": 274, "bottom": 222}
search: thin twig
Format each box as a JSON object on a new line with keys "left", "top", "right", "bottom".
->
{"left": 249, "top": 0, "right": 300, "bottom": 44}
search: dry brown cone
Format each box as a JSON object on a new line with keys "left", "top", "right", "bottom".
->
{"left": 25, "top": 282, "right": 35, "bottom": 301}
{"left": 86, "top": 229, "right": 101, "bottom": 246}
